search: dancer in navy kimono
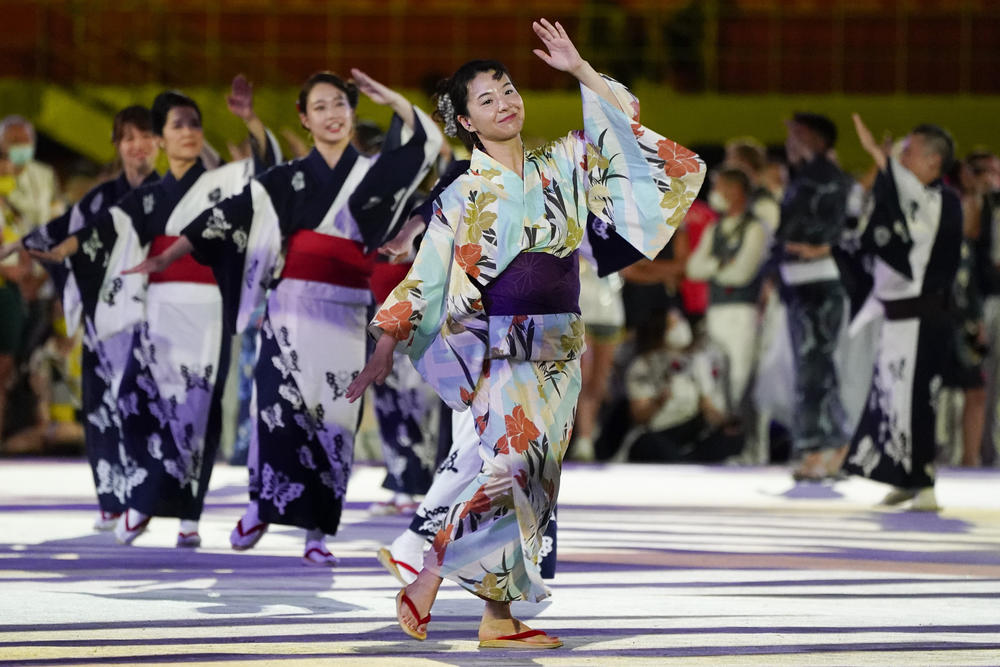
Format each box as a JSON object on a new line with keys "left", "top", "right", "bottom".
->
{"left": 1, "top": 106, "right": 160, "bottom": 531}
{"left": 39, "top": 83, "right": 280, "bottom": 547}
{"left": 131, "top": 69, "right": 442, "bottom": 563}
{"left": 843, "top": 115, "right": 963, "bottom": 511}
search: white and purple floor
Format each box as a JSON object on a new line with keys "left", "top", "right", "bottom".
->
{"left": 1, "top": 460, "right": 999, "bottom": 665}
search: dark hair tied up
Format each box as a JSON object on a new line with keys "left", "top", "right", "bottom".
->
{"left": 297, "top": 72, "right": 359, "bottom": 115}
{"left": 433, "top": 60, "right": 511, "bottom": 151}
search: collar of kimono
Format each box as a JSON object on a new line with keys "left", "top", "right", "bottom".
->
{"left": 114, "top": 170, "right": 160, "bottom": 199}
{"left": 304, "top": 144, "right": 359, "bottom": 188}
{"left": 159, "top": 158, "right": 206, "bottom": 202}
{"left": 470, "top": 147, "right": 523, "bottom": 184}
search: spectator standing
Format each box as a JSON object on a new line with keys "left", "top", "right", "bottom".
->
{"left": 776, "top": 113, "right": 852, "bottom": 480}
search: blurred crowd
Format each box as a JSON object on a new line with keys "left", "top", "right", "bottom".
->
{"left": 1, "top": 108, "right": 997, "bottom": 486}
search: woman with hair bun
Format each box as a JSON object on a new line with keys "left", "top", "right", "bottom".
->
{"left": 347, "top": 19, "right": 705, "bottom": 647}
{"left": 131, "top": 69, "right": 442, "bottom": 563}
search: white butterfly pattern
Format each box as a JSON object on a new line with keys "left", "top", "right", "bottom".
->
{"left": 260, "top": 403, "right": 284, "bottom": 432}
{"left": 261, "top": 463, "right": 305, "bottom": 515}
{"left": 278, "top": 382, "right": 303, "bottom": 409}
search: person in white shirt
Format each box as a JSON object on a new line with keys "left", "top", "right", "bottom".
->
{"left": 687, "top": 167, "right": 768, "bottom": 414}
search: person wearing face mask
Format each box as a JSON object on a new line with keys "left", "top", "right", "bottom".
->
{"left": 0, "top": 116, "right": 64, "bottom": 232}
{"left": 687, "top": 167, "right": 768, "bottom": 418}
{"left": 32, "top": 80, "right": 281, "bottom": 548}
{"left": 621, "top": 309, "right": 728, "bottom": 463}
{"left": 127, "top": 70, "right": 442, "bottom": 564}
{"left": 724, "top": 139, "right": 780, "bottom": 236}
{"left": 0, "top": 151, "right": 31, "bottom": 448}
{"left": 776, "top": 112, "right": 853, "bottom": 481}
{"left": 842, "top": 116, "right": 963, "bottom": 511}
{"left": 346, "top": 19, "right": 705, "bottom": 648}
{"left": 0, "top": 106, "right": 160, "bottom": 528}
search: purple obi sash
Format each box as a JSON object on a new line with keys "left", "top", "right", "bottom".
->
{"left": 483, "top": 251, "right": 581, "bottom": 316}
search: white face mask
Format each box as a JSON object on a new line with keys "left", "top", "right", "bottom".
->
{"left": 708, "top": 189, "right": 729, "bottom": 213}
{"left": 666, "top": 318, "right": 693, "bottom": 350}
{"left": 6, "top": 143, "right": 34, "bottom": 166}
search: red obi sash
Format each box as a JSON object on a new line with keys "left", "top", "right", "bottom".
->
{"left": 148, "top": 235, "right": 216, "bottom": 285}
{"left": 280, "top": 230, "right": 375, "bottom": 289}
{"left": 370, "top": 261, "right": 412, "bottom": 304}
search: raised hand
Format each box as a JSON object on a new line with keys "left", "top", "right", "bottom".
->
{"left": 532, "top": 18, "right": 584, "bottom": 74}
{"left": 852, "top": 112, "right": 887, "bottom": 169}
{"left": 350, "top": 68, "right": 415, "bottom": 129}
{"left": 350, "top": 68, "right": 398, "bottom": 107}
{"left": 226, "top": 74, "right": 256, "bottom": 122}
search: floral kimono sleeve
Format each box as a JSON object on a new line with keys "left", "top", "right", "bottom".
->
{"left": 550, "top": 76, "right": 707, "bottom": 271}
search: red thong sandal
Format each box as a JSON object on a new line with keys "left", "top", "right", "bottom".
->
{"left": 395, "top": 589, "right": 431, "bottom": 641}
{"left": 230, "top": 518, "right": 268, "bottom": 551}
{"left": 377, "top": 547, "right": 420, "bottom": 585}
{"left": 302, "top": 545, "right": 338, "bottom": 566}
{"left": 479, "top": 629, "right": 563, "bottom": 650}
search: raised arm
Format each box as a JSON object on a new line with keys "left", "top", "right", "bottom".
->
{"left": 532, "top": 18, "right": 624, "bottom": 114}
{"left": 852, "top": 113, "right": 888, "bottom": 172}
{"left": 351, "top": 68, "right": 416, "bottom": 130}
{"left": 227, "top": 74, "right": 269, "bottom": 162}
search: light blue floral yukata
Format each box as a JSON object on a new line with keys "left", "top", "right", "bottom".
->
{"left": 372, "top": 76, "right": 706, "bottom": 602}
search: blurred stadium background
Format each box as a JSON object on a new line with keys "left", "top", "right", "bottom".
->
{"left": 1, "top": 0, "right": 998, "bottom": 181}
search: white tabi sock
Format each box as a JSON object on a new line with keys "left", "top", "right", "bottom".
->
{"left": 178, "top": 520, "right": 199, "bottom": 534}
{"left": 390, "top": 529, "right": 427, "bottom": 567}
{"left": 242, "top": 500, "right": 260, "bottom": 525}
{"left": 305, "top": 528, "right": 325, "bottom": 545}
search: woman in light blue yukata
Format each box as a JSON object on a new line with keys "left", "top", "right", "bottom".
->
{"left": 347, "top": 18, "right": 706, "bottom": 649}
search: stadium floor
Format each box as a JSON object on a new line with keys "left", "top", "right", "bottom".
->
{"left": 1, "top": 459, "right": 999, "bottom": 666}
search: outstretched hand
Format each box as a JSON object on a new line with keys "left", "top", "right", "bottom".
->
{"left": 121, "top": 254, "right": 169, "bottom": 276}
{"left": 26, "top": 235, "right": 78, "bottom": 264}
{"left": 852, "top": 113, "right": 887, "bottom": 170}
{"left": 345, "top": 334, "right": 397, "bottom": 402}
{"left": 226, "top": 74, "right": 256, "bottom": 122}
{"left": 532, "top": 18, "right": 584, "bottom": 73}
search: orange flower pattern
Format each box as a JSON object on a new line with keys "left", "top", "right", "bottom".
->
{"left": 455, "top": 243, "right": 483, "bottom": 278}
{"left": 656, "top": 138, "right": 703, "bottom": 178}
{"left": 373, "top": 300, "right": 414, "bottom": 341}
{"left": 505, "top": 405, "right": 541, "bottom": 454}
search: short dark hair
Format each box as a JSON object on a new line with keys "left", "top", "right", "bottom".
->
{"left": 966, "top": 149, "right": 997, "bottom": 174}
{"left": 297, "top": 71, "right": 359, "bottom": 114}
{"left": 716, "top": 166, "right": 752, "bottom": 196}
{"left": 151, "top": 91, "right": 201, "bottom": 136}
{"left": 792, "top": 112, "right": 838, "bottom": 150}
{"left": 912, "top": 123, "right": 955, "bottom": 175}
{"left": 434, "top": 60, "right": 511, "bottom": 151}
{"left": 111, "top": 105, "right": 152, "bottom": 144}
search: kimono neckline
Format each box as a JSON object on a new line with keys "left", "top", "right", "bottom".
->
{"left": 304, "top": 145, "right": 360, "bottom": 186}
{"left": 470, "top": 147, "right": 524, "bottom": 183}
{"left": 160, "top": 159, "right": 206, "bottom": 198}
{"left": 114, "top": 170, "right": 160, "bottom": 197}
